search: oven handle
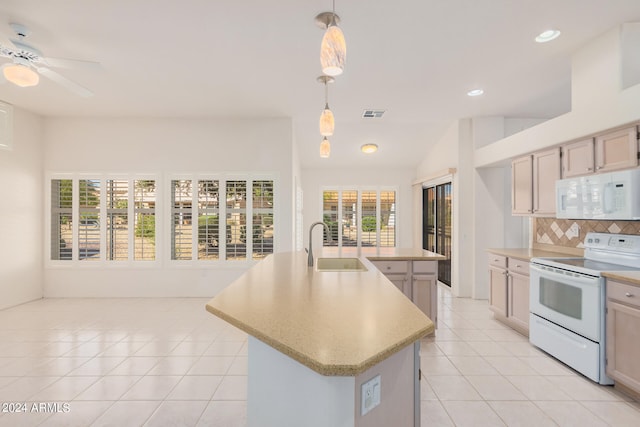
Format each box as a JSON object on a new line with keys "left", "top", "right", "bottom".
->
{"left": 530, "top": 264, "right": 600, "bottom": 287}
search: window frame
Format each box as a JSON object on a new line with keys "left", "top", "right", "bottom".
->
{"left": 166, "top": 173, "right": 277, "bottom": 266}
{"left": 320, "top": 186, "right": 398, "bottom": 249}
{"left": 46, "top": 173, "right": 161, "bottom": 267}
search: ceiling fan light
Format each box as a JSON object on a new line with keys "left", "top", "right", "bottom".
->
{"left": 320, "top": 137, "right": 331, "bottom": 158}
{"left": 319, "top": 106, "right": 335, "bottom": 136}
{"left": 321, "top": 23, "right": 346, "bottom": 76}
{"left": 3, "top": 64, "right": 39, "bottom": 87}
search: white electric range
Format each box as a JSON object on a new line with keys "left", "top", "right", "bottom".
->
{"left": 530, "top": 232, "right": 640, "bottom": 385}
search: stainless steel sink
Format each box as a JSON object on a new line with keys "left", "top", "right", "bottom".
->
{"left": 316, "top": 257, "right": 368, "bottom": 272}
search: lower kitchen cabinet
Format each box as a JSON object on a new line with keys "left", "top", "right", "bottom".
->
{"left": 371, "top": 260, "right": 438, "bottom": 328}
{"left": 487, "top": 252, "right": 530, "bottom": 336}
{"left": 606, "top": 279, "right": 640, "bottom": 396}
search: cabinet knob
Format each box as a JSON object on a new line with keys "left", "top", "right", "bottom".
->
{"left": 596, "top": 166, "right": 602, "bottom": 170}
{"left": 515, "top": 264, "right": 521, "bottom": 268}
{"left": 625, "top": 292, "right": 634, "bottom": 298}
{"left": 587, "top": 167, "right": 592, "bottom": 171}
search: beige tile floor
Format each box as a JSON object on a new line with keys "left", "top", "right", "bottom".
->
{"left": 0, "top": 286, "right": 638, "bottom": 426}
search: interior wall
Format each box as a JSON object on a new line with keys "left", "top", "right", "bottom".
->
{"left": 42, "top": 117, "right": 294, "bottom": 298}
{"left": 0, "top": 106, "right": 44, "bottom": 309}
{"left": 476, "top": 24, "right": 640, "bottom": 168}
{"left": 300, "top": 168, "right": 415, "bottom": 250}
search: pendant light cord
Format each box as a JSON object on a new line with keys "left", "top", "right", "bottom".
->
{"left": 324, "top": 80, "right": 329, "bottom": 109}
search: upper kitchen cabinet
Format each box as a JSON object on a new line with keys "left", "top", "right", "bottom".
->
{"left": 532, "top": 148, "right": 561, "bottom": 216}
{"left": 511, "top": 155, "right": 533, "bottom": 215}
{"left": 561, "top": 138, "right": 595, "bottom": 178}
{"left": 512, "top": 148, "right": 560, "bottom": 216}
{"left": 595, "top": 126, "right": 639, "bottom": 173}
{"left": 561, "top": 127, "right": 639, "bottom": 178}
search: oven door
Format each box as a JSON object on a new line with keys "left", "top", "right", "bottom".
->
{"left": 530, "top": 264, "right": 602, "bottom": 342}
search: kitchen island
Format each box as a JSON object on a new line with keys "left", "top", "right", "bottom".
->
{"left": 206, "top": 250, "right": 437, "bottom": 427}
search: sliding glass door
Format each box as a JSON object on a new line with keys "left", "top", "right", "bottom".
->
{"left": 422, "top": 182, "right": 452, "bottom": 286}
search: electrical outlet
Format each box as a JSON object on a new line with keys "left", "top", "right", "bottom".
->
{"left": 361, "top": 375, "right": 381, "bottom": 416}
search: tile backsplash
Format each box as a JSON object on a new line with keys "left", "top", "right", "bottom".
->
{"left": 535, "top": 218, "right": 640, "bottom": 248}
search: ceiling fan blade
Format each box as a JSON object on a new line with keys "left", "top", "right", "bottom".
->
{"left": 42, "top": 56, "right": 100, "bottom": 70}
{"left": 35, "top": 66, "right": 93, "bottom": 97}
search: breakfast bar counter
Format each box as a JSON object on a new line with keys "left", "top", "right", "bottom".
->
{"left": 206, "top": 250, "right": 436, "bottom": 427}
{"left": 206, "top": 250, "right": 434, "bottom": 376}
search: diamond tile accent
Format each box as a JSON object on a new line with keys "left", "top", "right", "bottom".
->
{"left": 608, "top": 223, "right": 622, "bottom": 233}
{"left": 534, "top": 218, "right": 640, "bottom": 248}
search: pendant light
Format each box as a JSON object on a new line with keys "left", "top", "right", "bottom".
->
{"left": 317, "top": 75, "right": 335, "bottom": 136}
{"left": 316, "top": 1, "right": 346, "bottom": 77}
{"left": 320, "top": 137, "right": 331, "bottom": 158}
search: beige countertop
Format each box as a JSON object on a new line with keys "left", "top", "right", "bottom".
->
{"left": 206, "top": 251, "right": 435, "bottom": 377}
{"left": 320, "top": 246, "right": 446, "bottom": 261}
{"left": 603, "top": 271, "right": 640, "bottom": 286}
{"left": 487, "top": 248, "right": 580, "bottom": 261}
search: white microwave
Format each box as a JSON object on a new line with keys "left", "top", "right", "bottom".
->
{"left": 556, "top": 169, "right": 640, "bottom": 220}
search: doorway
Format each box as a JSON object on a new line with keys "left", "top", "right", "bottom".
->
{"left": 422, "top": 182, "right": 452, "bottom": 286}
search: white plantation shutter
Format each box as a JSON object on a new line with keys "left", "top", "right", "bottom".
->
{"left": 322, "top": 188, "right": 397, "bottom": 248}
{"left": 51, "top": 179, "right": 73, "bottom": 260}
{"left": 78, "top": 179, "right": 101, "bottom": 261}
{"left": 106, "top": 179, "right": 129, "bottom": 261}
{"left": 133, "top": 180, "right": 156, "bottom": 261}
{"left": 171, "top": 180, "right": 193, "bottom": 260}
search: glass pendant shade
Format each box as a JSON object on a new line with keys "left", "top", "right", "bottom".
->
{"left": 3, "top": 64, "right": 39, "bottom": 87}
{"left": 321, "top": 23, "right": 346, "bottom": 76}
{"left": 320, "top": 137, "right": 331, "bottom": 158}
{"left": 319, "top": 105, "right": 335, "bottom": 136}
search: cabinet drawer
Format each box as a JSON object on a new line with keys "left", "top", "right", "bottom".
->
{"left": 508, "top": 258, "right": 530, "bottom": 276}
{"left": 413, "top": 260, "right": 437, "bottom": 274}
{"left": 488, "top": 253, "right": 507, "bottom": 269}
{"left": 607, "top": 280, "right": 640, "bottom": 309}
{"left": 371, "top": 260, "right": 409, "bottom": 274}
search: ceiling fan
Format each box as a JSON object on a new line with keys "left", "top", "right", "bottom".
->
{"left": 0, "top": 23, "right": 97, "bottom": 97}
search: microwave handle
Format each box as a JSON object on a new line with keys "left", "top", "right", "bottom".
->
{"left": 603, "top": 183, "right": 614, "bottom": 214}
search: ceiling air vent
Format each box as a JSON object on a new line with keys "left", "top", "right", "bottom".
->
{"left": 362, "top": 109, "right": 385, "bottom": 119}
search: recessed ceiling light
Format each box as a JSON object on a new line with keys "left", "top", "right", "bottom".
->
{"left": 361, "top": 143, "right": 378, "bottom": 154}
{"left": 467, "top": 89, "right": 484, "bottom": 97}
{"left": 535, "top": 29, "right": 561, "bottom": 43}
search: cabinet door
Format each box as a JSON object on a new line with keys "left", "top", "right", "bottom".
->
{"left": 595, "top": 127, "right": 639, "bottom": 173}
{"left": 532, "top": 148, "right": 561, "bottom": 216}
{"left": 561, "top": 139, "right": 595, "bottom": 178}
{"left": 489, "top": 266, "right": 508, "bottom": 317}
{"left": 508, "top": 271, "right": 529, "bottom": 333}
{"left": 413, "top": 274, "right": 437, "bottom": 327}
{"left": 385, "top": 273, "right": 410, "bottom": 299}
{"left": 511, "top": 155, "right": 533, "bottom": 215}
{"left": 606, "top": 299, "right": 640, "bottom": 392}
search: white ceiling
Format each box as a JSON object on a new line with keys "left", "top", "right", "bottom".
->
{"left": 1, "top": 1, "right": 640, "bottom": 169}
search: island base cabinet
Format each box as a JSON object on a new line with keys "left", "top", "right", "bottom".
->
{"left": 413, "top": 274, "right": 437, "bottom": 328}
{"left": 248, "top": 337, "right": 418, "bottom": 427}
{"left": 606, "top": 279, "right": 640, "bottom": 397}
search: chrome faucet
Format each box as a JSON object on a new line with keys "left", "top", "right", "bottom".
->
{"left": 308, "top": 221, "right": 330, "bottom": 267}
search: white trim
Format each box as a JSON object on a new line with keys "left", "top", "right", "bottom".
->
{"left": 0, "top": 101, "right": 13, "bottom": 151}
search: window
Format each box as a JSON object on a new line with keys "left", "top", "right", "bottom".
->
{"left": 133, "top": 180, "right": 156, "bottom": 261}
{"left": 78, "top": 179, "right": 101, "bottom": 261}
{"left": 252, "top": 180, "right": 274, "bottom": 260}
{"left": 106, "top": 180, "right": 129, "bottom": 261}
{"left": 49, "top": 176, "right": 157, "bottom": 263}
{"left": 198, "top": 180, "right": 220, "bottom": 260}
{"left": 51, "top": 179, "right": 73, "bottom": 260}
{"left": 49, "top": 174, "right": 273, "bottom": 264}
{"left": 169, "top": 176, "right": 275, "bottom": 262}
{"left": 322, "top": 188, "right": 396, "bottom": 248}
